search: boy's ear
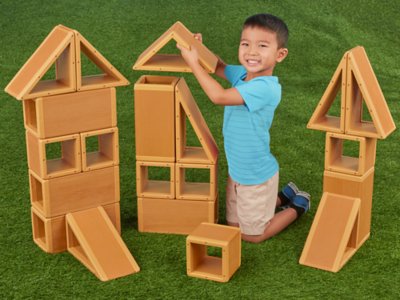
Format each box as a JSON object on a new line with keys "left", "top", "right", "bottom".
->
{"left": 276, "top": 48, "right": 288, "bottom": 63}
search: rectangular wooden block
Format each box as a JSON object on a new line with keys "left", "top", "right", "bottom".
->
{"left": 31, "top": 202, "right": 121, "bottom": 253}
{"left": 81, "top": 127, "right": 119, "bottom": 171}
{"left": 323, "top": 167, "right": 374, "bottom": 246}
{"left": 134, "top": 75, "right": 180, "bottom": 162}
{"left": 187, "top": 223, "right": 241, "bottom": 282}
{"left": 26, "top": 129, "right": 81, "bottom": 179}
{"left": 136, "top": 161, "right": 175, "bottom": 199}
{"left": 176, "top": 163, "right": 217, "bottom": 201}
{"left": 29, "top": 166, "right": 120, "bottom": 218}
{"left": 325, "top": 132, "right": 376, "bottom": 176}
{"left": 137, "top": 197, "right": 217, "bottom": 235}
{"left": 22, "top": 88, "right": 117, "bottom": 139}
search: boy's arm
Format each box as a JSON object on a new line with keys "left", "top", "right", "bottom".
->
{"left": 178, "top": 44, "right": 243, "bottom": 106}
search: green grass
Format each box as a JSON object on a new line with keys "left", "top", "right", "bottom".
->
{"left": 1, "top": 0, "right": 399, "bottom": 298}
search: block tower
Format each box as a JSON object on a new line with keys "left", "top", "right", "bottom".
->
{"left": 299, "top": 46, "right": 396, "bottom": 272}
{"left": 133, "top": 22, "right": 219, "bottom": 234}
{"left": 5, "top": 25, "right": 140, "bottom": 281}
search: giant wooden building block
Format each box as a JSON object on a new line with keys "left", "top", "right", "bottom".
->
{"left": 136, "top": 161, "right": 175, "bottom": 199}
{"left": 81, "top": 127, "right": 119, "bottom": 171}
{"left": 176, "top": 163, "right": 217, "bottom": 201}
{"left": 29, "top": 166, "right": 120, "bottom": 218}
{"left": 4, "top": 26, "right": 76, "bottom": 100}
{"left": 175, "top": 78, "right": 218, "bottom": 164}
{"left": 325, "top": 132, "right": 376, "bottom": 176}
{"left": 137, "top": 197, "right": 218, "bottom": 235}
{"left": 345, "top": 46, "right": 396, "bottom": 139}
{"left": 26, "top": 130, "right": 81, "bottom": 179}
{"left": 299, "top": 193, "right": 360, "bottom": 272}
{"left": 31, "top": 202, "right": 120, "bottom": 253}
{"left": 186, "top": 222, "right": 241, "bottom": 282}
{"left": 133, "top": 21, "right": 218, "bottom": 73}
{"left": 66, "top": 206, "right": 140, "bottom": 281}
{"left": 22, "top": 88, "right": 117, "bottom": 139}
{"left": 134, "top": 76, "right": 180, "bottom": 162}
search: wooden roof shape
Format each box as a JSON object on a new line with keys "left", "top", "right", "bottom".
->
{"left": 5, "top": 24, "right": 129, "bottom": 100}
{"left": 308, "top": 46, "right": 395, "bottom": 139}
{"left": 132, "top": 21, "right": 218, "bottom": 73}
{"left": 175, "top": 78, "right": 218, "bottom": 164}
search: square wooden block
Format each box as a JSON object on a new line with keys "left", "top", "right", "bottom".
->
{"left": 186, "top": 222, "right": 241, "bottom": 282}
{"left": 176, "top": 163, "right": 217, "bottom": 201}
{"left": 81, "top": 127, "right": 119, "bottom": 171}
{"left": 325, "top": 132, "right": 376, "bottom": 176}
{"left": 26, "top": 130, "right": 81, "bottom": 179}
{"left": 136, "top": 161, "right": 175, "bottom": 199}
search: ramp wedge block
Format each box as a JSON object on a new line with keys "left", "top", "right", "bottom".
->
{"left": 66, "top": 207, "right": 140, "bottom": 281}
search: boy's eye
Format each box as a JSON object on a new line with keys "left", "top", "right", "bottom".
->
{"left": 241, "top": 42, "right": 249, "bottom": 46}
{"left": 259, "top": 44, "right": 268, "bottom": 48}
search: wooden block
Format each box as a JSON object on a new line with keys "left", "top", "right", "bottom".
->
{"left": 325, "top": 132, "right": 376, "bottom": 176}
{"left": 134, "top": 75, "right": 179, "bottom": 162}
{"left": 137, "top": 197, "right": 217, "bottom": 235}
{"left": 29, "top": 166, "right": 120, "bottom": 218}
{"left": 66, "top": 206, "right": 140, "bottom": 281}
{"left": 22, "top": 88, "right": 117, "bottom": 138}
{"left": 31, "top": 202, "right": 121, "bottom": 254}
{"left": 133, "top": 21, "right": 218, "bottom": 73}
{"left": 300, "top": 193, "right": 360, "bottom": 272}
{"left": 26, "top": 130, "right": 81, "bottom": 179}
{"left": 5, "top": 25, "right": 76, "bottom": 100}
{"left": 176, "top": 163, "right": 217, "bottom": 201}
{"left": 175, "top": 78, "right": 218, "bottom": 164}
{"left": 186, "top": 222, "right": 241, "bottom": 282}
{"left": 81, "top": 127, "right": 119, "bottom": 171}
{"left": 136, "top": 161, "right": 175, "bottom": 199}
{"left": 74, "top": 30, "right": 129, "bottom": 91}
{"left": 323, "top": 168, "right": 375, "bottom": 247}
{"left": 345, "top": 46, "right": 396, "bottom": 139}
{"left": 307, "top": 52, "right": 348, "bottom": 133}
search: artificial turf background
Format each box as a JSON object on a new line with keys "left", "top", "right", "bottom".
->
{"left": 0, "top": 0, "right": 399, "bottom": 298}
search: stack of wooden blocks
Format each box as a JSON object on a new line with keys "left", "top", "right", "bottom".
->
{"left": 300, "top": 46, "right": 396, "bottom": 272}
{"left": 133, "top": 22, "right": 220, "bottom": 234}
{"left": 5, "top": 25, "right": 140, "bottom": 281}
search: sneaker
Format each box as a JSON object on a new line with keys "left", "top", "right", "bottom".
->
{"left": 278, "top": 182, "right": 300, "bottom": 206}
{"left": 290, "top": 191, "right": 311, "bottom": 216}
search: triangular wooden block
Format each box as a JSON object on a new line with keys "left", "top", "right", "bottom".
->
{"left": 66, "top": 206, "right": 140, "bottom": 281}
{"left": 307, "top": 52, "right": 348, "bottom": 133}
{"left": 133, "top": 21, "right": 218, "bottom": 73}
{"left": 175, "top": 78, "right": 218, "bottom": 164}
{"left": 300, "top": 192, "right": 360, "bottom": 272}
{"left": 345, "top": 46, "right": 396, "bottom": 139}
{"left": 73, "top": 30, "right": 130, "bottom": 91}
{"left": 5, "top": 25, "right": 76, "bottom": 100}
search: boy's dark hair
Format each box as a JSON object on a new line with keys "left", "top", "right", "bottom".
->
{"left": 243, "top": 13, "right": 289, "bottom": 48}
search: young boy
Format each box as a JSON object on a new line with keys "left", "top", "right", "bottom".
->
{"left": 177, "top": 13, "right": 310, "bottom": 243}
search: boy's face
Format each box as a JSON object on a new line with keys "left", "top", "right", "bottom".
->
{"left": 238, "top": 26, "right": 288, "bottom": 78}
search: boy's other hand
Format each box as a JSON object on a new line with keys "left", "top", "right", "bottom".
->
{"left": 176, "top": 43, "right": 199, "bottom": 67}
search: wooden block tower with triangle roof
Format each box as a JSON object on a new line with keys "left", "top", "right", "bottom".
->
{"left": 133, "top": 22, "right": 220, "bottom": 234}
{"left": 5, "top": 25, "right": 140, "bottom": 281}
{"left": 299, "top": 46, "right": 396, "bottom": 272}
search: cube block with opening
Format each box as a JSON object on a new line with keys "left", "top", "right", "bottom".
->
{"left": 136, "top": 161, "right": 175, "bottom": 199}
{"left": 325, "top": 132, "right": 376, "bottom": 176}
{"left": 26, "top": 130, "right": 81, "bottom": 179}
{"left": 176, "top": 163, "right": 217, "bottom": 200}
{"left": 81, "top": 127, "right": 119, "bottom": 171}
{"left": 186, "top": 222, "right": 241, "bottom": 282}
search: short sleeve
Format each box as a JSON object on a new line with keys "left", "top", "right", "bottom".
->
{"left": 235, "top": 78, "right": 281, "bottom": 112}
{"left": 224, "top": 65, "right": 246, "bottom": 85}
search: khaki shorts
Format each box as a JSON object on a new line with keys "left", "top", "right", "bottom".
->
{"left": 226, "top": 172, "right": 279, "bottom": 235}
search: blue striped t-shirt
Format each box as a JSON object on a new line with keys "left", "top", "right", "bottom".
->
{"left": 223, "top": 65, "right": 281, "bottom": 185}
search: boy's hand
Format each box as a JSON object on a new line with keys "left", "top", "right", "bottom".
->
{"left": 176, "top": 43, "right": 199, "bottom": 67}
